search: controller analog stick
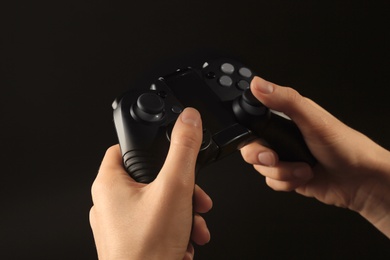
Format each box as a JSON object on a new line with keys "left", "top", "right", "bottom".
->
{"left": 133, "top": 93, "right": 165, "bottom": 122}
{"left": 239, "top": 89, "right": 267, "bottom": 116}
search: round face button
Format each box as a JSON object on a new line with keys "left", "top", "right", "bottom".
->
{"left": 220, "top": 63, "right": 235, "bottom": 74}
{"left": 219, "top": 75, "right": 233, "bottom": 87}
{"left": 237, "top": 80, "right": 250, "bottom": 90}
{"left": 239, "top": 67, "right": 252, "bottom": 78}
{"left": 171, "top": 106, "right": 183, "bottom": 114}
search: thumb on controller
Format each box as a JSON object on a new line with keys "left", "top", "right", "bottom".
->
{"left": 155, "top": 108, "right": 203, "bottom": 195}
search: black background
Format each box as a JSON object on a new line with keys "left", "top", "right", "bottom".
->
{"left": 2, "top": 1, "right": 390, "bottom": 259}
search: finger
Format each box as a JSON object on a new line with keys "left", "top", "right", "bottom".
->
{"left": 156, "top": 108, "right": 203, "bottom": 191}
{"left": 253, "top": 161, "right": 313, "bottom": 192}
{"left": 183, "top": 243, "right": 194, "bottom": 260}
{"left": 97, "top": 145, "right": 126, "bottom": 177}
{"left": 193, "top": 185, "right": 213, "bottom": 214}
{"left": 250, "top": 76, "right": 317, "bottom": 123}
{"left": 250, "top": 76, "right": 342, "bottom": 142}
{"left": 191, "top": 214, "right": 211, "bottom": 245}
{"left": 254, "top": 161, "right": 313, "bottom": 182}
{"left": 265, "top": 177, "right": 311, "bottom": 192}
{"left": 240, "top": 139, "right": 279, "bottom": 166}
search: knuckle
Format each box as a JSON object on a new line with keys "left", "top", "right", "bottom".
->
{"left": 89, "top": 206, "right": 96, "bottom": 227}
{"left": 240, "top": 147, "right": 252, "bottom": 164}
{"left": 240, "top": 139, "right": 271, "bottom": 165}
{"left": 90, "top": 179, "right": 102, "bottom": 199}
{"left": 91, "top": 177, "right": 111, "bottom": 200}
{"left": 105, "top": 145, "right": 119, "bottom": 156}
{"left": 284, "top": 87, "right": 302, "bottom": 107}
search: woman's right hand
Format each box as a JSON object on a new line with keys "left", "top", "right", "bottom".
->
{"left": 240, "top": 76, "right": 390, "bottom": 238}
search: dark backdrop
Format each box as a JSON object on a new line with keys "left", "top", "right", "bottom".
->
{"left": 2, "top": 1, "right": 390, "bottom": 259}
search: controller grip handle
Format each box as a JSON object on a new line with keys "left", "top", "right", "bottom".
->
{"left": 123, "top": 150, "right": 161, "bottom": 183}
{"left": 262, "top": 113, "right": 317, "bottom": 166}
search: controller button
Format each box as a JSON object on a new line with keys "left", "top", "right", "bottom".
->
{"left": 134, "top": 93, "right": 165, "bottom": 122}
{"left": 239, "top": 67, "right": 252, "bottom": 78}
{"left": 237, "top": 80, "right": 250, "bottom": 90}
{"left": 220, "top": 63, "right": 235, "bottom": 74}
{"left": 219, "top": 75, "right": 233, "bottom": 87}
{"left": 171, "top": 106, "right": 183, "bottom": 114}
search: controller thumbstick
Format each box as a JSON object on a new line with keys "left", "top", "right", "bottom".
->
{"left": 232, "top": 89, "right": 269, "bottom": 125}
{"left": 238, "top": 89, "right": 268, "bottom": 116}
{"left": 133, "top": 93, "right": 165, "bottom": 122}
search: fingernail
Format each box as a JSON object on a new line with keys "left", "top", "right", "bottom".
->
{"left": 258, "top": 152, "right": 276, "bottom": 167}
{"left": 180, "top": 108, "right": 200, "bottom": 127}
{"left": 253, "top": 77, "right": 274, "bottom": 94}
{"left": 293, "top": 166, "right": 312, "bottom": 179}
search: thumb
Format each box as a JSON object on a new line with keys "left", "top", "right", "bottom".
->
{"left": 155, "top": 108, "right": 203, "bottom": 191}
{"left": 250, "top": 76, "right": 339, "bottom": 141}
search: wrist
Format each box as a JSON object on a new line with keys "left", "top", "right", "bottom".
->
{"left": 353, "top": 144, "right": 390, "bottom": 238}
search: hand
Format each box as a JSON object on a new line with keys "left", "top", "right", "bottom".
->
{"left": 90, "top": 108, "right": 213, "bottom": 260}
{"left": 240, "top": 76, "right": 390, "bottom": 238}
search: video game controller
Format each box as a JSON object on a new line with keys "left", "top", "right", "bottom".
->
{"left": 112, "top": 58, "right": 316, "bottom": 183}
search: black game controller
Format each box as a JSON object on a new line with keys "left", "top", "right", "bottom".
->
{"left": 112, "top": 58, "right": 316, "bottom": 183}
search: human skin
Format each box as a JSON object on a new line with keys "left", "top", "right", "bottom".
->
{"left": 90, "top": 108, "right": 213, "bottom": 260}
{"left": 90, "top": 77, "right": 390, "bottom": 260}
{"left": 240, "top": 76, "right": 390, "bottom": 238}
